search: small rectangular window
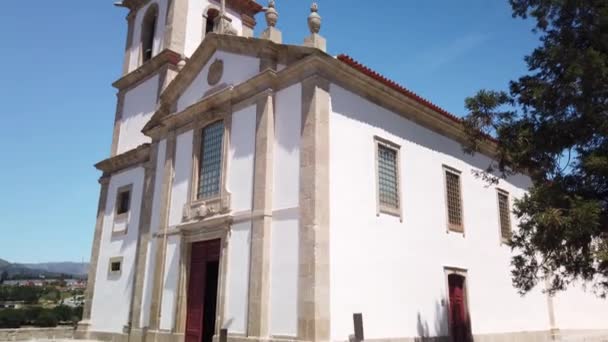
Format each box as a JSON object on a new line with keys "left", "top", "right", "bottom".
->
{"left": 115, "top": 186, "right": 132, "bottom": 216}
{"left": 111, "top": 261, "right": 121, "bottom": 272}
{"left": 375, "top": 137, "right": 401, "bottom": 218}
{"left": 498, "top": 190, "right": 512, "bottom": 241}
{"left": 108, "top": 257, "right": 123, "bottom": 277}
{"left": 198, "top": 121, "right": 225, "bottom": 199}
{"left": 444, "top": 167, "right": 463, "bottom": 232}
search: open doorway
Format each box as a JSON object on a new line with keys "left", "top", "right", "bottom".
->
{"left": 185, "top": 240, "right": 221, "bottom": 342}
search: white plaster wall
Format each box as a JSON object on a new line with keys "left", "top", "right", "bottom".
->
{"left": 224, "top": 221, "right": 251, "bottom": 334}
{"left": 553, "top": 282, "right": 608, "bottom": 330}
{"left": 177, "top": 51, "right": 259, "bottom": 112}
{"left": 184, "top": 0, "right": 244, "bottom": 57}
{"left": 140, "top": 139, "right": 167, "bottom": 327}
{"left": 159, "top": 234, "right": 182, "bottom": 330}
{"left": 227, "top": 104, "right": 256, "bottom": 213}
{"left": 168, "top": 131, "right": 194, "bottom": 227}
{"left": 128, "top": 0, "right": 168, "bottom": 72}
{"left": 268, "top": 83, "right": 301, "bottom": 336}
{"left": 117, "top": 74, "right": 159, "bottom": 154}
{"left": 270, "top": 212, "right": 299, "bottom": 336}
{"left": 328, "top": 84, "right": 550, "bottom": 341}
{"left": 91, "top": 167, "right": 145, "bottom": 333}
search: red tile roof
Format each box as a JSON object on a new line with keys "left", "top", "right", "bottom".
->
{"left": 336, "top": 54, "right": 463, "bottom": 125}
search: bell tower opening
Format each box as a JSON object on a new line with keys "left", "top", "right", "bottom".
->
{"left": 205, "top": 9, "right": 220, "bottom": 35}
{"left": 141, "top": 4, "right": 159, "bottom": 63}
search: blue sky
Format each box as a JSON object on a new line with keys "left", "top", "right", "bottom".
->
{"left": 0, "top": 1, "right": 538, "bottom": 263}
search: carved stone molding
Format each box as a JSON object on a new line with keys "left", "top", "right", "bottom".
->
{"left": 95, "top": 143, "right": 150, "bottom": 174}
{"left": 207, "top": 59, "right": 224, "bottom": 86}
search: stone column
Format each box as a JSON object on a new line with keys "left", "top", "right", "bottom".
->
{"left": 128, "top": 143, "right": 159, "bottom": 336}
{"left": 298, "top": 76, "right": 331, "bottom": 341}
{"left": 247, "top": 90, "right": 275, "bottom": 338}
{"left": 78, "top": 175, "right": 110, "bottom": 333}
{"left": 149, "top": 132, "right": 177, "bottom": 331}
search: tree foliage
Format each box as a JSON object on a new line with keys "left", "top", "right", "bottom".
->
{"left": 463, "top": 0, "right": 608, "bottom": 295}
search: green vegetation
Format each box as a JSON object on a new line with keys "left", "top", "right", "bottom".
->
{"left": 463, "top": 0, "right": 608, "bottom": 295}
{"left": 0, "top": 305, "right": 82, "bottom": 329}
{"left": 0, "top": 284, "right": 85, "bottom": 328}
{"left": 0, "top": 286, "right": 44, "bottom": 304}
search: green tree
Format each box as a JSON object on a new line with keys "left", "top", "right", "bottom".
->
{"left": 463, "top": 0, "right": 608, "bottom": 295}
{"left": 0, "top": 271, "right": 8, "bottom": 284}
{"left": 34, "top": 310, "right": 58, "bottom": 328}
{"left": 0, "top": 309, "right": 24, "bottom": 329}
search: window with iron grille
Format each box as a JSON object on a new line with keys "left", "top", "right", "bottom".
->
{"left": 498, "top": 190, "right": 511, "bottom": 240}
{"left": 445, "top": 168, "right": 463, "bottom": 231}
{"left": 198, "top": 121, "right": 224, "bottom": 199}
{"left": 377, "top": 142, "right": 400, "bottom": 212}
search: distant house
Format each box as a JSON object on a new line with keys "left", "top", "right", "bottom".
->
{"left": 0, "top": 301, "right": 24, "bottom": 309}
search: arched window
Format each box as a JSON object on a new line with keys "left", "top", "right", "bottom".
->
{"left": 205, "top": 9, "right": 219, "bottom": 35}
{"left": 141, "top": 4, "right": 159, "bottom": 63}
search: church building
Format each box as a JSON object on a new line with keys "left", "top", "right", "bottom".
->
{"left": 78, "top": 1, "right": 608, "bottom": 342}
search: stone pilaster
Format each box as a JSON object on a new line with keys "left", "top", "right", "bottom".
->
{"left": 78, "top": 176, "right": 110, "bottom": 332}
{"left": 247, "top": 90, "right": 275, "bottom": 338}
{"left": 110, "top": 92, "right": 126, "bottom": 157}
{"left": 164, "top": 0, "right": 188, "bottom": 55}
{"left": 122, "top": 11, "right": 136, "bottom": 75}
{"left": 298, "top": 76, "right": 331, "bottom": 341}
{"left": 128, "top": 143, "right": 159, "bottom": 331}
{"left": 149, "top": 132, "right": 177, "bottom": 330}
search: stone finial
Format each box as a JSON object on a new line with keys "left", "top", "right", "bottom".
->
{"left": 261, "top": 0, "right": 282, "bottom": 43}
{"left": 304, "top": 2, "right": 326, "bottom": 51}
{"left": 307, "top": 2, "right": 321, "bottom": 34}
{"left": 265, "top": 0, "right": 278, "bottom": 27}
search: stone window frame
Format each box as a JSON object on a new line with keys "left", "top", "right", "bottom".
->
{"left": 186, "top": 110, "right": 232, "bottom": 218}
{"left": 443, "top": 165, "right": 465, "bottom": 234}
{"left": 496, "top": 188, "right": 512, "bottom": 244}
{"left": 113, "top": 184, "right": 133, "bottom": 237}
{"left": 374, "top": 136, "right": 403, "bottom": 221}
{"left": 108, "top": 256, "right": 123, "bottom": 277}
{"left": 202, "top": 5, "right": 221, "bottom": 37}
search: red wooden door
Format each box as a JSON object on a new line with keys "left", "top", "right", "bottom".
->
{"left": 448, "top": 274, "right": 471, "bottom": 342}
{"left": 185, "top": 240, "right": 221, "bottom": 342}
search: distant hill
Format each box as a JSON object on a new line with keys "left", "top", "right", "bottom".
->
{"left": 22, "top": 262, "right": 89, "bottom": 276}
{"left": 0, "top": 259, "right": 89, "bottom": 280}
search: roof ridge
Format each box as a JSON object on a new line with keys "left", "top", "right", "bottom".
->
{"left": 336, "top": 54, "right": 463, "bottom": 125}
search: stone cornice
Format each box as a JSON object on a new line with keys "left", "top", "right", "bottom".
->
{"left": 95, "top": 143, "right": 151, "bottom": 174}
{"left": 113, "top": 49, "right": 182, "bottom": 91}
{"left": 116, "top": 0, "right": 149, "bottom": 12}
{"left": 143, "top": 34, "right": 321, "bottom": 132}
{"left": 144, "top": 50, "right": 497, "bottom": 158}
{"left": 225, "top": 0, "right": 263, "bottom": 16}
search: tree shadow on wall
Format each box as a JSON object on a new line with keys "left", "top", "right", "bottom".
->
{"left": 415, "top": 299, "right": 450, "bottom": 342}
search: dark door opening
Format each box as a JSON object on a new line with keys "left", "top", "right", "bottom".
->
{"left": 185, "top": 240, "right": 221, "bottom": 342}
{"left": 448, "top": 273, "right": 471, "bottom": 342}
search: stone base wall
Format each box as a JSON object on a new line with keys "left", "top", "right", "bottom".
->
{"left": 0, "top": 327, "right": 75, "bottom": 341}
{"left": 69, "top": 328, "right": 608, "bottom": 342}
{"left": 363, "top": 329, "right": 608, "bottom": 342}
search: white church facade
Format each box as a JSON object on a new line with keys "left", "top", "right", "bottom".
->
{"left": 78, "top": 1, "right": 608, "bottom": 342}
